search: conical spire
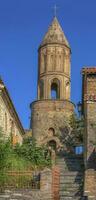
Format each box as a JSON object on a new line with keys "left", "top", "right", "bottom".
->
{"left": 40, "top": 17, "right": 70, "bottom": 48}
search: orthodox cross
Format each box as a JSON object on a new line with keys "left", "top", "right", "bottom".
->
{"left": 54, "top": 5, "right": 58, "bottom": 17}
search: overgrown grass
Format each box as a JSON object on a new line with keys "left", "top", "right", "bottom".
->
{"left": 0, "top": 129, "right": 51, "bottom": 189}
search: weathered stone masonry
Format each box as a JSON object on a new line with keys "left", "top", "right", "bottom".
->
{"left": 30, "top": 17, "right": 74, "bottom": 147}
{"left": 82, "top": 68, "right": 96, "bottom": 199}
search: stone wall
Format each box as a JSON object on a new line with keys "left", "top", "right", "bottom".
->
{"left": 31, "top": 99, "right": 74, "bottom": 146}
{"left": 82, "top": 68, "right": 96, "bottom": 200}
{"left": 52, "top": 167, "right": 60, "bottom": 200}
{"left": 84, "top": 170, "right": 96, "bottom": 199}
{"left": 40, "top": 168, "right": 53, "bottom": 200}
{"left": 0, "top": 95, "right": 23, "bottom": 144}
{"left": 0, "top": 167, "right": 60, "bottom": 200}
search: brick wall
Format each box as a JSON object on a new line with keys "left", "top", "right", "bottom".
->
{"left": 52, "top": 167, "right": 60, "bottom": 200}
{"left": 82, "top": 68, "right": 96, "bottom": 199}
{"left": 40, "top": 167, "right": 60, "bottom": 200}
{"left": 31, "top": 100, "right": 74, "bottom": 145}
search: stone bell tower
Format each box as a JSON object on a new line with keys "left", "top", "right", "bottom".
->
{"left": 30, "top": 17, "right": 74, "bottom": 147}
{"left": 38, "top": 17, "right": 71, "bottom": 101}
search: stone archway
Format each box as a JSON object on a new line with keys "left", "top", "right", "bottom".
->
{"left": 48, "top": 140, "right": 56, "bottom": 151}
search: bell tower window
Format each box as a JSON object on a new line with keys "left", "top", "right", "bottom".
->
{"left": 51, "top": 79, "right": 60, "bottom": 99}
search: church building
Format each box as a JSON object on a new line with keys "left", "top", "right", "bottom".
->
{"left": 30, "top": 17, "right": 74, "bottom": 149}
{"left": 30, "top": 17, "right": 96, "bottom": 200}
{"left": 0, "top": 78, "right": 25, "bottom": 145}
{"left": 0, "top": 15, "right": 96, "bottom": 200}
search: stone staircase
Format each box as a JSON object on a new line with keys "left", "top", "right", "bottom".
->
{"left": 56, "top": 153, "right": 85, "bottom": 200}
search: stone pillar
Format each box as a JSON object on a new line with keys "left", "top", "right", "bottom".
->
{"left": 40, "top": 167, "right": 60, "bottom": 200}
{"left": 40, "top": 168, "right": 53, "bottom": 200}
{"left": 84, "top": 169, "right": 96, "bottom": 199}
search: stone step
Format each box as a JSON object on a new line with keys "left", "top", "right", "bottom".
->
{"left": 57, "top": 157, "right": 84, "bottom": 161}
{"left": 60, "top": 184, "right": 83, "bottom": 188}
{"left": 60, "top": 182, "right": 83, "bottom": 188}
{"left": 59, "top": 167, "right": 84, "bottom": 172}
{"left": 60, "top": 178, "right": 83, "bottom": 183}
{"left": 60, "top": 172, "right": 83, "bottom": 176}
{"left": 0, "top": 190, "right": 42, "bottom": 200}
{"left": 58, "top": 159, "right": 84, "bottom": 163}
{"left": 58, "top": 154, "right": 84, "bottom": 200}
{"left": 60, "top": 176, "right": 83, "bottom": 183}
{"left": 57, "top": 160, "right": 84, "bottom": 165}
{"left": 57, "top": 163, "right": 84, "bottom": 167}
{"left": 60, "top": 197, "right": 82, "bottom": 200}
{"left": 57, "top": 156, "right": 84, "bottom": 160}
{"left": 60, "top": 189, "right": 83, "bottom": 194}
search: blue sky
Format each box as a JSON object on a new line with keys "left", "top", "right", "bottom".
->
{"left": 0, "top": 0, "right": 96, "bottom": 128}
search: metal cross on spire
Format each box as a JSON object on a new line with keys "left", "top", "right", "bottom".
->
{"left": 54, "top": 5, "right": 58, "bottom": 17}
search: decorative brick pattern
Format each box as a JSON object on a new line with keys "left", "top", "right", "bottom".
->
{"left": 52, "top": 166, "right": 60, "bottom": 200}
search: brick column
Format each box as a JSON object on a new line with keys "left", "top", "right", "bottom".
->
{"left": 52, "top": 166, "right": 60, "bottom": 200}
{"left": 40, "top": 167, "right": 60, "bottom": 200}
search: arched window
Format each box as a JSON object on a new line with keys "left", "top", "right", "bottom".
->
{"left": 48, "top": 128, "right": 55, "bottom": 137}
{"left": 51, "top": 79, "right": 60, "bottom": 99}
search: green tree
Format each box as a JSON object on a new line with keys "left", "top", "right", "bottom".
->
{"left": 14, "top": 137, "right": 51, "bottom": 169}
{"left": 70, "top": 114, "right": 84, "bottom": 143}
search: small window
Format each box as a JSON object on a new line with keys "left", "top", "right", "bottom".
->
{"left": 48, "top": 128, "right": 55, "bottom": 137}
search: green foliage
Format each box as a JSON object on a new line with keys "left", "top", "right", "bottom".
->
{"left": 14, "top": 137, "right": 51, "bottom": 169}
{"left": 59, "top": 114, "right": 84, "bottom": 150}
{"left": 0, "top": 127, "right": 12, "bottom": 170}
{"left": 70, "top": 114, "right": 84, "bottom": 143}
{"left": 0, "top": 126, "right": 51, "bottom": 171}
{"left": 0, "top": 128, "right": 51, "bottom": 189}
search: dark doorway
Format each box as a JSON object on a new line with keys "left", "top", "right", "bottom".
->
{"left": 48, "top": 140, "right": 56, "bottom": 151}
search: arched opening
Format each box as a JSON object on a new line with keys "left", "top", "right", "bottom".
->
{"left": 48, "top": 140, "right": 56, "bottom": 151}
{"left": 51, "top": 79, "right": 60, "bottom": 99}
{"left": 48, "top": 128, "right": 55, "bottom": 137}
